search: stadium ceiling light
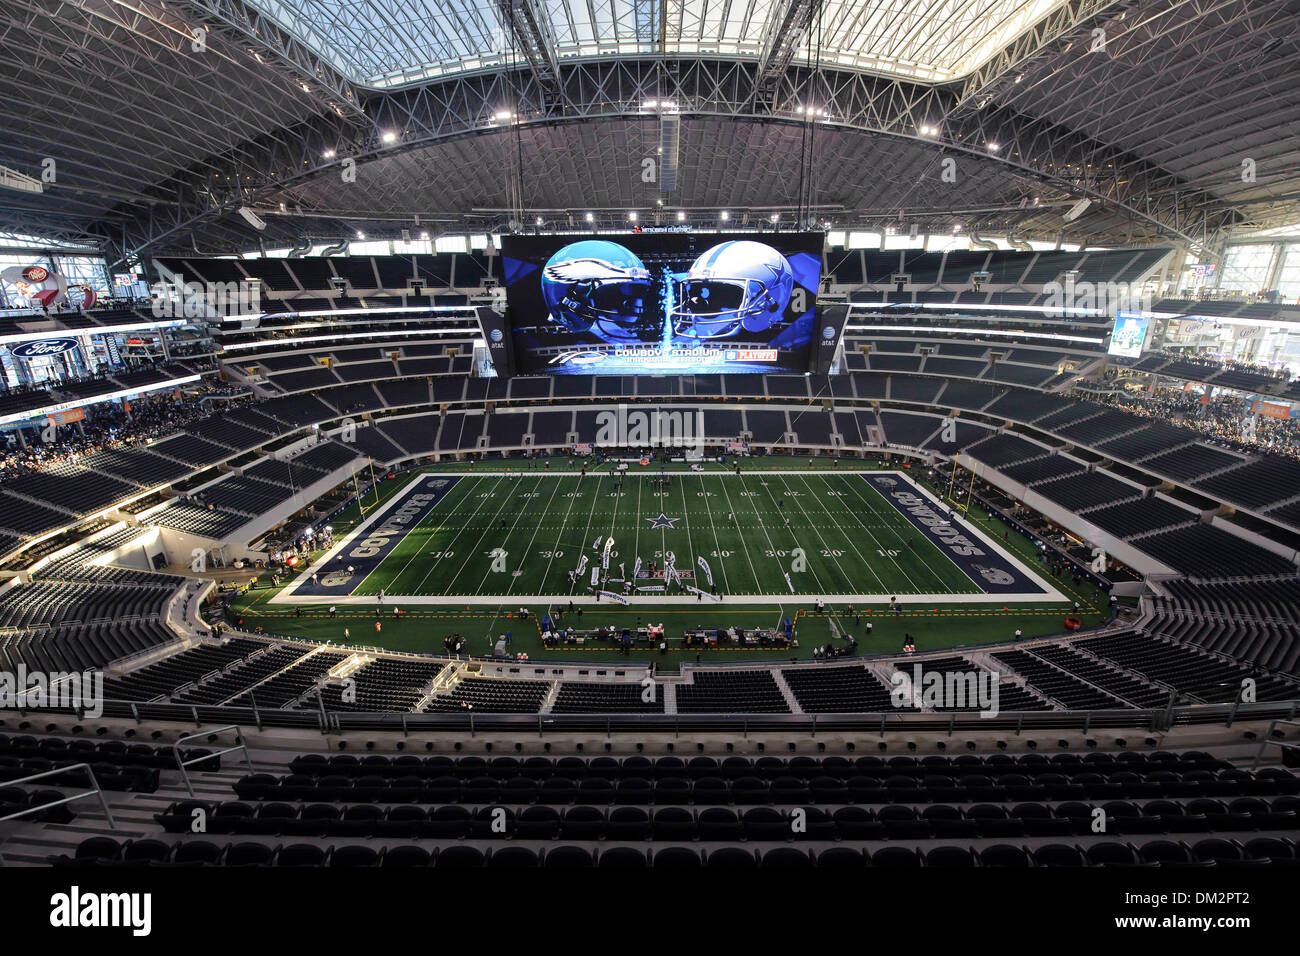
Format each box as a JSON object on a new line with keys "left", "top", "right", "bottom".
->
{"left": 493, "top": 110, "right": 513, "bottom": 121}
{"left": 356, "top": 232, "right": 365, "bottom": 239}
{"left": 628, "top": 211, "right": 637, "bottom": 221}
{"left": 322, "top": 149, "right": 336, "bottom": 160}
{"left": 535, "top": 216, "right": 543, "bottom": 225}
{"left": 380, "top": 130, "right": 398, "bottom": 144}
{"left": 676, "top": 210, "right": 686, "bottom": 221}
{"left": 719, "top": 210, "right": 730, "bottom": 221}
{"left": 987, "top": 143, "right": 999, "bottom": 152}
{"left": 770, "top": 213, "right": 779, "bottom": 222}
{"left": 1, "top": 165, "right": 43, "bottom": 194}
{"left": 420, "top": 231, "right": 430, "bottom": 240}
{"left": 585, "top": 212, "right": 594, "bottom": 222}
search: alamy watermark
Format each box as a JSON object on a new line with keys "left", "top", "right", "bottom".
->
{"left": 50, "top": 886, "right": 151, "bottom": 936}
{"left": 1041, "top": 275, "right": 1153, "bottom": 318}
{"left": 151, "top": 272, "right": 262, "bottom": 319}
{"left": 594, "top": 404, "right": 705, "bottom": 454}
{"left": 1, "top": 666, "right": 103, "bottom": 718}
{"left": 890, "top": 664, "right": 1001, "bottom": 718}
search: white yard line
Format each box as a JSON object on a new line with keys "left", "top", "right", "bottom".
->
{"left": 436, "top": 473, "right": 539, "bottom": 595}
{"left": 773, "top": 473, "right": 856, "bottom": 594}
{"left": 675, "top": 473, "right": 703, "bottom": 592}
{"left": 714, "top": 473, "right": 761, "bottom": 595}
{"left": 410, "top": 474, "right": 511, "bottom": 595}
{"left": 829, "top": 472, "right": 954, "bottom": 593}
{"left": 691, "top": 473, "right": 731, "bottom": 593}
{"left": 538, "top": 475, "right": 582, "bottom": 591}
{"left": 799, "top": 472, "right": 911, "bottom": 592}
{"left": 567, "top": 473, "right": 601, "bottom": 596}
{"left": 372, "top": 476, "right": 488, "bottom": 594}
{"left": 753, "top": 473, "right": 827, "bottom": 593}
{"left": 631, "top": 473, "right": 643, "bottom": 576}
{"left": 505, "top": 475, "right": 564, "bottom": 595}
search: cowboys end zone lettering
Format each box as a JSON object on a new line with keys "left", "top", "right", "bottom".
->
{"left": 860, "top": 474, "right": 1046, "bottom": 595}
{"left": 289, "top": 475, "right": 461, "bottom": 598}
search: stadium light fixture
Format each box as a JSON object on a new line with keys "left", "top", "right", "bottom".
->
{"left": 676, "top": 210, "right": 686, "bottom": 222}
{"left": 322, "top": 149, "right": 336, "bottom": 160}
{"left": 584, "top": 212, "right": 594, "bottom": 222}
{"left": 628, "top": 211, "right": 637, "bottom": 222}
{"left": 987, "top": 143, "right": 999, "bottom": 152}
{"left": 380, "top": 130, "right": 397, "bottom": 144}
{"left": 356, "top": 231, "right": 366, "bottom": 239}
{"left": 719, "top": 210, "right": 730, "bottom": 221}
{"left": 237, "top": 206, "right": 267, "bottom": 230}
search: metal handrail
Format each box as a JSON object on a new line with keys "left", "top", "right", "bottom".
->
{"left": 170, "top": 725, "right": 254, "bottom": 797}
{"left": 1252, "top": 718, "right": 1300, "bottom": 770}
{"left": 0, "top": 762, "right": 116, "bottom": 829}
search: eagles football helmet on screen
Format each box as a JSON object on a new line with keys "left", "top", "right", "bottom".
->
{"left": 540, "top": 240, "right": 654, "bottom": 344}
{"left": 670, "top": 240, "right": 795, "bottom": 339}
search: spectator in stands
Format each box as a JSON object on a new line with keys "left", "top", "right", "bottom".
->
{"left": 0, "top": 381, "right": 237, "bottom": 481}
{"left": 1096, "top": 386, "right": 1300, "bottom": 460}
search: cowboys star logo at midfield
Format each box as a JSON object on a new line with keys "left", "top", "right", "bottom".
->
{"left": 645, "top": 512, "right": 681, "bottom": 530}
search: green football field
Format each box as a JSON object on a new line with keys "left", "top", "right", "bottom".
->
{"left": 233, "top": 461, "right": 1111, "bottom": 663}
{"left": 355, "top": 471, "right": 976, "bottom": 599}
{"left": 273, "top": 465, "right": 1060, "bottom": 605}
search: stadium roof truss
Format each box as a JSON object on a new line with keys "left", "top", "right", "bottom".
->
{"left": 0, "top": 0, "right": 1296, "bottom": 262}
{"left": 236, "top": 0, "right": 1076, "bottom": 89}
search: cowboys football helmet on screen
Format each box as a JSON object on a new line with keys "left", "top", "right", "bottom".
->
{"left": 670, "top": 240, "right": 795, "bottom": 339}
{"left": 540, "top": 240, "right": 654, "bottom": 344}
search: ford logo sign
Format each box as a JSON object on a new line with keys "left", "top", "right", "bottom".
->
{"left": 489, "top": 328, "right": 503, "bottom": 342}
{"left": 822, "top": 325, "right": 836, "bottom": 340}
{"left": 11, "top": 338, "right": 80, "bottom": 358}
